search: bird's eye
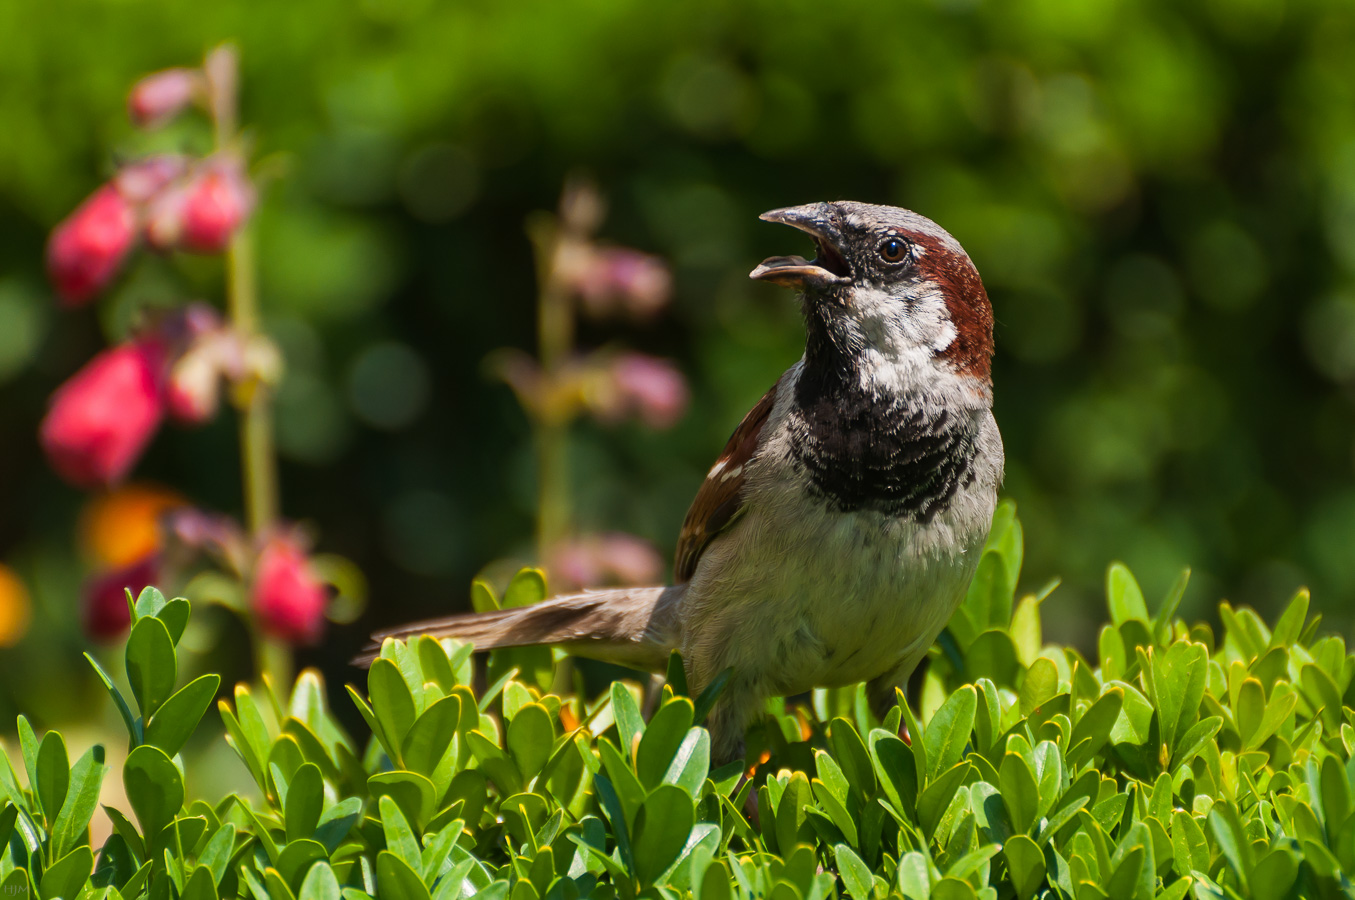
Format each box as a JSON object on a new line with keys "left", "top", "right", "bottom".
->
{"left": 879, "top": 237, "right": 908, "bottom": 263}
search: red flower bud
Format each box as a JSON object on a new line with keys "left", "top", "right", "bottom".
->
{"left": 253, "top": 536, "right": 327, "bottom": 645}
{"left": 46, "top": 185, "right": 137, "bottom": 306}
{"left": 83, "top": 555, "right": 159, "bottom": 639}
{"left": 179, "top": 160, "right": 253, "bottom": 253}
{"left": 128, "top": 68, "right": 200, "bottom": 129}
{"left": 40, "top": 340, "right": 167, "bottom": 488}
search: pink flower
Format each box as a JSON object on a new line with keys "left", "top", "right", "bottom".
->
{"left": 179, "top": 160, "right": 253, "bottom": 253}
{"left": 609, "top": 353, "right": 689, "bottom": 429}
{"left": 165, "top": 345, "right": 221, "bottom": 424}
{"left": 46, "top": 185, "right": 137, "bottom": 306}
{"left": 113, "top": 155, "right": 189, "bottom": 205}
{"left": 253, "top": 535, "right": 327, "bottom": 645}
{"left": 548, "top": 533, "right": 664, "bottom": 590}
{"left": 83, "top": 555, "right": 159, "bottom": 639}
{"left": 40, "top": 341, "right": 167, "bottom": 488}
{"left": 572, "top": 247, "right": 673, "bottom": 319}
{"left": 128, "top": 68, "right": 200, "bottom": 129}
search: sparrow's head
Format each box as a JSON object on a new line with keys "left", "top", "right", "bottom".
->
{"left": 751, "top": 201, "right": 993, "bottom": 383}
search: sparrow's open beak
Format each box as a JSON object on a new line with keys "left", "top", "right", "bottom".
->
{"left": 750, "top": 203, "right": 852, "bottom": 288}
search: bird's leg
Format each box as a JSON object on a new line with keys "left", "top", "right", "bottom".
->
{"left": 700, "top": 673, "right": 762, "bottom": 766}
{"left": 867, "top": 659, "right": 919, "bottom": 744}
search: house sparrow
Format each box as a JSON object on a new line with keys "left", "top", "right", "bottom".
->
{"left": 360, "top": 201, "right": 1003, "bottom": 762}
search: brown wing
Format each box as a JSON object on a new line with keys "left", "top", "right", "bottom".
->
{"left": 673, "top": 375, "right": 784, "bottom": 583}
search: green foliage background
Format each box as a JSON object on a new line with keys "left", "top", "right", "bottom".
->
{"left": 3, "top": 0, "right": 1355, "bottom": 710}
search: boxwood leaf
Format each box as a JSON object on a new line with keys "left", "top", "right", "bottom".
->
{"left": 371, "top": 771, "right": 436, "bottom": 830}
{"left": 35, "top": 729, "right": 69, "bottom": 825}
{"left": 84, "top": 652, "right": 142, "bottom": 745}
{"left": 662, "top": 727, "right": 710, "bottom": 798}
{"left": 40, "top": 845, "right": 94, "bottom": 900}
{"left": 1106, "top": 563, "right": 1148, "bottom": 625}
{"left": 133, "top": 585, "right": 167, "bottom": 620}
{"left": 157, "top": 597, "right": 192, "bottom": 646}
{"left": 181, "top": 864, "right": 220, "bottom": 900}
{"left": 775, "top": 773, "right": 814, "bottom": 854}
{"left": 633, "top": 783, "right": 695, "bottom": 887}
{"left": 828, "top": 718, "right": 876, "bottom": 796}
{"left": 1004, "top": 833, "right": 1045, "bottom": 899}
{"left": 285, "top": 762, "right": 324, "bottom": 843}
{"left": 507, "top": 703, "right": 556, "bottom": 782}
{"left": 999, "top": 752, "right": 1039, "bottom": 835}
{"left": 300, "top": 861, "right": 343, "bottom": 900}
{"left": 146, "top": 674, "right": 221, "bottom": 758}
{"left": 50, "top": 743, "right": 107, "bottom": 857}
{"left": 834, "top": 843, "right": 874, "bottom": 899}
{"left": 402, "top": 694, "right": 462, "bottom": 776}
{"left": 123, "top": 744, "right": 183, "bottom": 837}
{"left": 126, "top": 615, "right": 177, "bottom": 719}
{"left": 918, "top": 762, "right": 973, "bottom": 838}
{"left": 637, "top": 698, "right": 693, "bottom": 790}
{"left": 369, "top": 658, "right": 417, "bottom": 762}
{"left": 611, "top": 682, "right": 645, "bottom": 760}
{"left": 277, "top": 839, "right": 328, "bottom": 893}
{"left": 925, "top": 686, "right": 976, "bottom": 780}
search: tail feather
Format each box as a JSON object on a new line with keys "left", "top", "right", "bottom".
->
{"left": 353, "top": 586, "right": 678, "bottom": 670}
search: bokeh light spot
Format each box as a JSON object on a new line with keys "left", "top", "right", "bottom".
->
{"left": 347, "top": 341, "right": 432, "bottom": 430}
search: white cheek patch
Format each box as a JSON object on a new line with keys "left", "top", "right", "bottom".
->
{"left": 850, "top": 284, "right": 956, "bottom": 359}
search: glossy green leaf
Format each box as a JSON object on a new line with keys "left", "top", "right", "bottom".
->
{"left": 924, "top": 685, "right": 976, "bottom": 780}
{"left": 157, "top": 597, "right": 192, "bottom": 645}
{"left": 999, "top": 752, "right": 1039, "bottom": 834}
{"left": 611, "top": 681, "right": 645, "bottom": 759}
{"left": 123, "top": 743, "right": 183, "bottom": 837}
{"left": 506, "top": 702, "right": 555, "bottom": 781}
{"left": 182, "top": 864, "right": 220, "bottom": 900}
{"left": 401, "top": 694, "right": 462, "bottom": 775}
{"left": 369, "top": 658, "right": 418, "bottom": 762}
{"left": 1106, "top": 563, "right": 1148, "bottom": 625}
{"left": 633, "top": 783, "right": 695, "bottom": 887}
{"left": 125, "top": 614, "right": 178, "bottom": 719}
{"left": 1004, "top": 834, "right": 1045, "bottom": 900}
{"left": 35, "top": 729, "right": 69, "bottom": 824}
{"left": 285, "top": 762, "right": 324, "bottom": 842}
{"left": 40, "top": 845, "right": 94, "bottom": 900}
{"left": 145, "top": 673, "right": 222, "bottom": 758}
{"left": 300, "top": 861, "right": 343, "bottom": 900}
{"left": 50, "top": 743, "right": 107, "bottom": 857}
{"left": 370, "top": 770, "right": 437, "bottom": 829}
{"left": 835, "top": 843, "right": 874, "bottom": 899}
{"left": 84, "top": 652, "right": 141, "bottom": 745}
{"left": 828, "top": 717, "right": 877, "bottom": 796}
{"left": 637, "top": 698, "right": 693, "bottom": 790}
{"left": 662, "top": 727, "right": 710, "bottom": 797}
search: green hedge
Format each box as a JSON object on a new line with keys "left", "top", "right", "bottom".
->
{"left": 3, "top": 504, "right": 1354, "bottom": 899}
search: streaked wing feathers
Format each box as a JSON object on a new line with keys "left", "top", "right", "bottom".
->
{"left": 673, "top": 376, "right": 783, "bottom": 583}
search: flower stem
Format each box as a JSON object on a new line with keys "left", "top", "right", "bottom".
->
{"left": 209, "top": 43, "right": 288, "bottom": 686}
{"left": 534, "top": 243, "right": 572, "bottom": 563}
{"left": 226, "top": 229, "right": 279, "bottom": 537}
